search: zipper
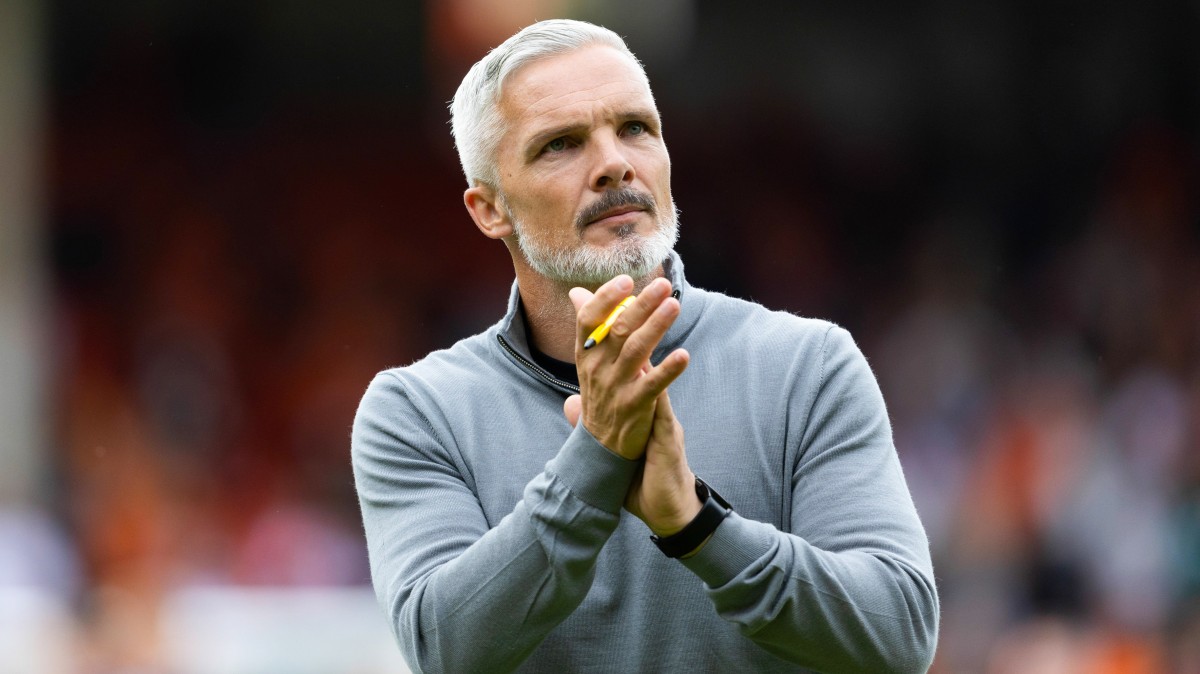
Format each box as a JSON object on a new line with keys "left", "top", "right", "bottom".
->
{"left": 496, "top": 334, "right": 581, "bottom": 394}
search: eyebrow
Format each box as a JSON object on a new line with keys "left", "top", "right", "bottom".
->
{"left": 524, "top": 124, "right": 583, "bottom": 157}
{"left": 522, "top": 108, "right": 662, "bottom": 159}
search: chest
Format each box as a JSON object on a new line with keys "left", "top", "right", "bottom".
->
{"left": 449, "top": 359, "right": 799, "bottom": 532}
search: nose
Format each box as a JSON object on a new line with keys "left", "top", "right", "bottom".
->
{"left": 589, "top": 130, "right": 634, "bottom": 190}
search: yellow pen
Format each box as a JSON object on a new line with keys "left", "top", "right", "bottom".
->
{"left": 583, "top": 296, "right": 635, "bottom": 349}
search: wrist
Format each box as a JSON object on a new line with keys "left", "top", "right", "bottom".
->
{"left": 648, "top": 487, "right": 704, "bottom": 537}
{"left": 650, "top": 477, "right": 733, "bottom": 559}
{"left": 648, "top": 467, "right": 700, "bottom": 534}
{"left": 582, "top": 416, "right": 645, "bottom": 461}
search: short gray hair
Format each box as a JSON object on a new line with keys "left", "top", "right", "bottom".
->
{"left": 449, "top": 19, "right": 648, "bottom": 188}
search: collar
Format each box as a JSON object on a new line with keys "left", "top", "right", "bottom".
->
{"left": 494, "top": 250, "right": 705, "bottom": 394}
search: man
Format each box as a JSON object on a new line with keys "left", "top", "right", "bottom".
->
{"left": 352, "top": 19, "right": 938, "bottom": 674}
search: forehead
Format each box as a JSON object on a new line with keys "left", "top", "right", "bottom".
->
{"left": 497, "top": 45, "right": 657, "bottom": 138}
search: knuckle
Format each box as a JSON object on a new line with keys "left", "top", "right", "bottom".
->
{"left": 653, "top": 304, "right": 677, "bottom": 327}
{"left": 579, "top": 359, "right": 600, "bottom": 377}
{"left": 650, "top": 365, "right": 675, "bottom": 389}
{"left": 623, "top": 333, "right": 650, "bottom": 358}
{"left": 645, "top": 308, "right": 670, "bottom": 331}
{"left": 640, "top": 366, "right": 664, "bottom": 390}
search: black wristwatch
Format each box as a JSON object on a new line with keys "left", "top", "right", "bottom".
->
{"left": 650, "top": 477, "right": 732, "bottom": 558}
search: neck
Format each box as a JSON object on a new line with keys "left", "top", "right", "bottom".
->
{"left": 514, "top": 260, "right": 665, "bottom": 363}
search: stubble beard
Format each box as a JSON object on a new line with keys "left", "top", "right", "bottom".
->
{"left": 506, "top": 194, "right": 680, "bottom": 288}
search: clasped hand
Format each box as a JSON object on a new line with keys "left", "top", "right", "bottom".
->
{"left": 562, "top": 275, "right": 702, "bottom": 537}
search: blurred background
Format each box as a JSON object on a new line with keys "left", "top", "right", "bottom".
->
{"left": 1, "top": 0, "right": 1197, "bottom": 672}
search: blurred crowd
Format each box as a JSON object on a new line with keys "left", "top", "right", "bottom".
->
{"left": 881, "top": 126, "right": 1200, "bottom": 672}
{"left": 1, "top": 1, "right": 1197, "bottom": 671}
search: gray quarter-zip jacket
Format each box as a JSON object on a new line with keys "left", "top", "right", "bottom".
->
{"left": 351, "top": 252, "right": 938, "bottom": 673}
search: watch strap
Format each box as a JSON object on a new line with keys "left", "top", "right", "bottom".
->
{"left": 650, "top": 477, "right": 732, "bottom": 558}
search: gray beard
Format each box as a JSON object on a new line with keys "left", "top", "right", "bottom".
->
{"left": 510, "top": 204, "right": 680, "bottom": 287}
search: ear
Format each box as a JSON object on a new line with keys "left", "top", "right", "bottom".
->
{"left": 464, "top": 184, "right": 513, "bottom": 240}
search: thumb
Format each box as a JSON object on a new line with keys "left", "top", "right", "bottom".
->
{"left": 653, "top": 390, "right": 684, "bottom": 442}
{"left": 563, "top": 394, "right": 582, "bottom": 427}
{"left": 567, "top": 287, "right": 593, "bottom": 315}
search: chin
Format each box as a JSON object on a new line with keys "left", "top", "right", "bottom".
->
{"left": 520, "top": 214, "right": 677, "bottom": 286}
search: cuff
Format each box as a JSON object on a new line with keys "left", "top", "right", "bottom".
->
{"left": 544, "top": 421, "right": 640, "bottom": 514}
{"left": 678, "top": 512, "right": 777, "bottom": 587}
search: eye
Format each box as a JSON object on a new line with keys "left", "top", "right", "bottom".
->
{"left": 625, "top": 122, "right": 646, "bottom": 136}
{"left": 545, "top": 137, "right": 569, "bottom": 153}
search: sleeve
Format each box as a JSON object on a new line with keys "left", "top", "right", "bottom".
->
{"left": 680, "top": 326, "right": 940, "bottom": 674}
{"left": 351, "top": 372, "right": 639, "bottom": 674}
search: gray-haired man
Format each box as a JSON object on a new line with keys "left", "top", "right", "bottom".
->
{"left": 352, "top": 19, "right": 938, "bottom": 673}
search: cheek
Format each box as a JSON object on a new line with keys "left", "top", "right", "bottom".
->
{"left": 641, "top": 150, "right": 672, "bottom": 199}
{"left": 507, "top": 185, "right": 581, "bottom": 235}
{"left": 522, "top": 190, "right": 574, "bottom": 225}
{"left": 635, "top": 144, "right": 670, "bottom": 178}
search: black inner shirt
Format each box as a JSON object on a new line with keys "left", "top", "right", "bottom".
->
{"left": 523, "top": 313, "right": 580, "bottom": 387}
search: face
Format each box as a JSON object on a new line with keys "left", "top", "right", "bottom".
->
{"left": 478, "top": 45, "right": 677, "bottom": 286}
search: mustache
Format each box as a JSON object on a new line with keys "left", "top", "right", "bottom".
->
{"left": 575, "top": 188, "right": 657, "bottom": 229}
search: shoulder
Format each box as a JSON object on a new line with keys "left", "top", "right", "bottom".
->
{"left": 386, "top": 331, "right": 496, "bottom": 389}
{"left": 353, "top": 328, "right": 503, "bottom": 432}
{"left": 689, "top": 286, "right": 851, "bottom": 361}
{"left": 361, "top": 327, "right": 499, "bottom": 402}
{"left": 685, "top": 287, "right": 877, "bottom": 412}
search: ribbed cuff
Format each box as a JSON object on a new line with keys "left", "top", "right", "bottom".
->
{"left": 679, "top": 513, "right": 776, "bottom": 587}
{"left": 544, "top": 421, "right": 640, "bottom": 514}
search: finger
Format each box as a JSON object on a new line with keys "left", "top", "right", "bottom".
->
{"left": 613, "top": 295, "right": 681, "bottom": 378}
{"left": 630, "top": 348, "right": 690, "bottom": 407}
{"left": 653, "top": 390, "right": 686, "bottom": 448}
{"left": 601, "top": 277, "right": 673, "bottom": 347}
{"left": 575, "top": 275, "right": 634, "bottom": 342}
{"left": 654, "top": 389, "right": 676, "bottom": 423}
{"left": 567, "top": 287, "right": 593, "bottom": 315}
{"left": 563, "top": 394, "right": 582, "bottom": 427}
{"left": 649, "top": 390, "right": 675, "bottom": 439}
